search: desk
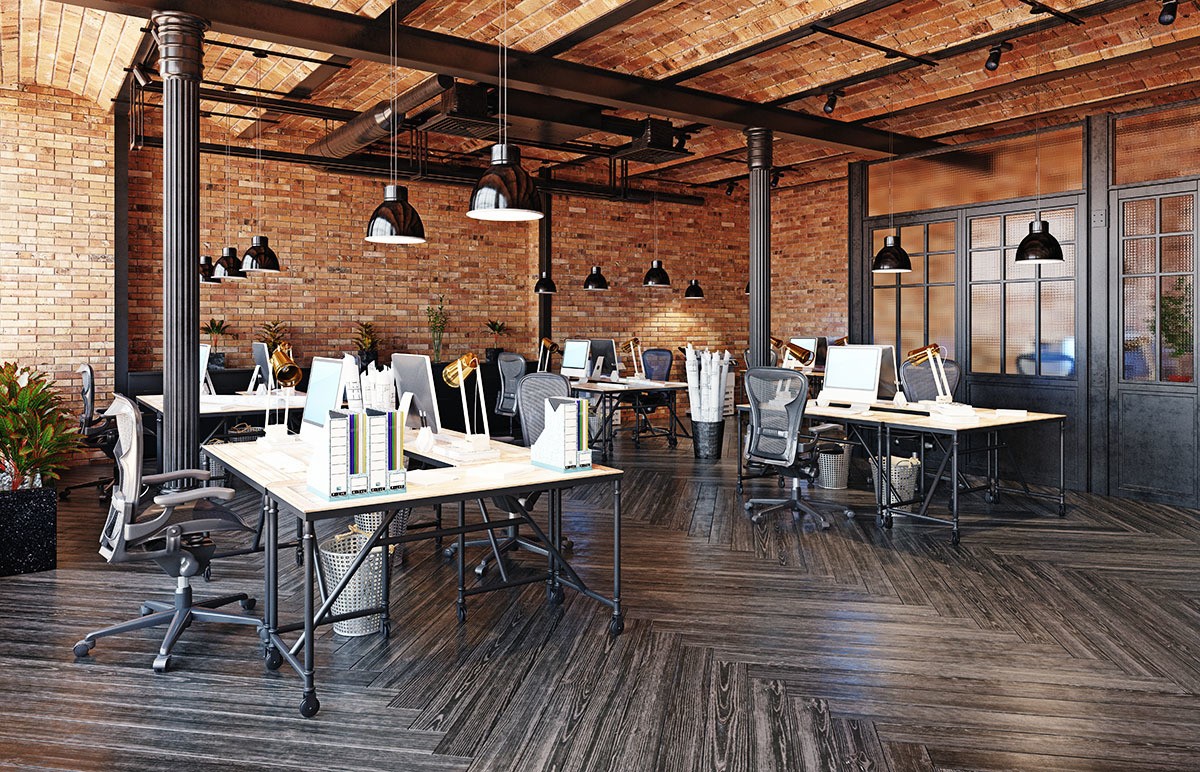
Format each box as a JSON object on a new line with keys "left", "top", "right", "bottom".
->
{"left": 203, "top": 432, "right": 623, "bottom": 717}
{"left": 570, "top": 380, "right": 689, "bottom": 459}
{"left": 137, "top": 393, "right": 307, "bottom": 472}
{"left": 735, "top": 402, "right": 1066, "bottom": 543}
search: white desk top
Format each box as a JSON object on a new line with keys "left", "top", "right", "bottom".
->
{"left": 138, "top": 392, "right": 307, "bottom": 416}
{"left": 570, "top": 379, "right": 688, "bottom": 394}
{"left": 804, "top": 401, "right": 1064, "bottom": 430}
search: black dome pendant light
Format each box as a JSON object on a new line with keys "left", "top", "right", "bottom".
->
{"left": 684, "top": 279, "right": 705, "bottom": 299}
{"left": 583, "top": 266, "right": 610, "bottom": 291}
{"left": 1015, "top": 17, "right": 1064, "bottom": 266}
{"left": 642, "top": 198, "right": 672, "bottom": 287}
{"left": 212, "top": 246, "right": 247, "bottom": 281}
{"left": 871, "top": 104, "right": 911, "bottom": 274}
{"left": 533, "top": 271, "right": 557, "bottom": 294}
{"left": 243, "top": 51, "right": 280, "bottom": 273}
{"left": 467, "top": 0, "right": 542, "bottom": 222}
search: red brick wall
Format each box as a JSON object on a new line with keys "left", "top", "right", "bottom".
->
{"left": 0, "top": 84, "right": 114, "bottom": 418}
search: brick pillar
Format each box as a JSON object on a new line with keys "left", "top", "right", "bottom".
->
{"left": 746, "top": 127, "right": 772, "bottom": 368}
{"left": 154, "top": 11, "right": 208, "bottom": 478}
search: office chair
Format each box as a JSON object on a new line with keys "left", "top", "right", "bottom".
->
{"left": 899, "top": 357, "right": 962, "bottom": 401}
{"left": 742, "top": 368, "right": 833, "bottom": 530}
{"left": 494, "top": 352, "right": 526, "bottom": 441}
{"left": 73, "top": 395, "right": 265, "bottom": 673}
{"left": 627, "top": 348, "right": 676, "bottom": 447}
{"left": 60, "top": 364, "right": 118, "bottom": 502}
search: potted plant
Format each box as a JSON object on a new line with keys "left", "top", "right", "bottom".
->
{"left": 485, "top": 319, "right": 508, "bottom": 362}
{"left": 425, "top": 295, "right": 448, "bottom": 362}
{"left": 0, "top": 363, "right": 81, "bottom": 575}
{"left": 201, "top": 318, "right": 231, "bottom": 368}
{"left": 257, "top": 320, "right": 289, "bottom": 355}
{"left": 1151, "top": 277, "right": 1194, "bottom": 382}
{"left": 353, "top": 321, "right": 380, "bottom": 370}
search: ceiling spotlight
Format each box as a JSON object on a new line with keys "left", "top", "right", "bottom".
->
{"left": 984, "top": 42, "right": 1012, "bottom": 71}
{"left": 822, "top": 90, "right": 843, "bottom": 114}
{"left": 130, "top": 64, "right": 152, "bottom": 87}
{"left": 770, "top": 170, "right": 781, "bottom": 188}
{"left": 1159, "top": 0, "right": 1178, "bottom": 24}
{"left": 724, "top": 181, "right": 736, "bottom": 196}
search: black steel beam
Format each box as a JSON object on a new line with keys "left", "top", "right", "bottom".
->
{"left": 536, "top": 0, "right": 669, "bottom": 57}
{"left": 812, "top": 26, "right": 939, "bottom": 67}
{"left": 139, "top": 80, "right": 360, "bottom": 121}
{"left": 239, "top": 54, "right": 352, "bottom": 140}
{"left": 59, "top": 0, "right": 938, "bottom": 156}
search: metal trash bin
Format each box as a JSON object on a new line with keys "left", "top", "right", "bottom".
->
{"left": 353, "top": 509, "right": 413, "bottom": 565}
{"left": 692, "top": 418, "right": 725, "bottom": 459}
{"left": 318, "top": 531, "right": 385, "bottom": 637}
{"left": 870, "top": 454, "right": 921, "bottom": 505}
{"left": 816, "top": 443, "right": 852, "bottom": 489}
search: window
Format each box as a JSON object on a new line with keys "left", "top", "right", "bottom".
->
{"left": 967, "top": 208, "right": 1076, "bottom": 377}
{"left": 872, "top": 220, "right": 956, "bottom": 359}
{"left": 1120, "top": 194, "right": 1195, "bottom": 383}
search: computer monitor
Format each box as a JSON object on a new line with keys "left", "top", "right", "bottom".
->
{"left": 588, "top": 338, "right": 619, "bottom": 378}
{"left": 820, "top": 345, "right": 884, "bottom": 406}
{"left": 199, "top": 344, "right": 214, "bottom": 394}
{"left": 392, "top": 353, "right": 442, "bottom": 433}
{"left": 876, "top": 344, "right": 899, "bottom": 399}
{"left": 789, "top": 337, "right": 829, "bottom": 368}
{"left": 300, "top": 356, "right": 344, "bottom": 442}
{"left": 251, "top": 341, "right": 271, "bottom": 390}
{"left": 560, "top": 339, "right": 591, "bottom": 379}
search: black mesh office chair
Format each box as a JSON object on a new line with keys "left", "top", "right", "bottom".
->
{"left": 742, "top": 368, "right": 833, "bottom": 529}
{"left": 59, "top": 364, "right": 118, "bottom": 502}
{"left": 73, "top": 395, "right": 265, "bottom": 673}
{"left": 628, "top": 348, "right": 676, "bottom": 446}
{"left": 899, "top": 357, "right": 962, "bottom": 401}
{"left": 743, "top": 348, "right": 779, "bottom": 367}
{"left": 494, "top": 352, "right": 526, "bottom": 440}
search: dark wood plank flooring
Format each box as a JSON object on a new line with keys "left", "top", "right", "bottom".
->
{"left": 1, "top": 432, "right": 1198, "bottom": 771}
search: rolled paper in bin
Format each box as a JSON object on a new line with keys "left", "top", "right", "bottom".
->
{"left": 692, "top": 418, "right": 725, "bottom": 459}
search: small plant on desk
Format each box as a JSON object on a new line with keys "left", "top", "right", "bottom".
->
{"left": 425, "top": 295, "right": 449, "bottom": 362}
{"left": 353, "top": 321, "right": 380, "bottom": 369}
{"left": 485, "top": 319, "right": 508, "bottom": 361}
{"left": 257, "top": 320, "right": 290, "bottom": 355}
{"left": 201, "top": 318, "right": 231, "bottom": 368}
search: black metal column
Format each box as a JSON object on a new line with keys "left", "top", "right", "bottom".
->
{"left": 154, "top": 11, "right": 208, "bottom": 476}
{"left": 114, "top": 97, "right": 130, "bottom": 395}
{"left": 745, "top": 127, "right": 772, "bottom": 367}
{"left": 846, "top": 160, "right": 868, "bottom": 344}
{"left": 537, "top": 180, "right": 553, "bottom": 343}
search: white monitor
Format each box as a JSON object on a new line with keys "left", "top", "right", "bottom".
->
{"left": 560, "top": 339, "right": 591, "bottom": 379}
{"left": 199, "top": 344, "right": 213, "bottom": 394}
{"left": 589, "top": 338, "right": 619, "bottom": 378}
{"left": 299, "top": 356, "right": 346, "bottom": 444}
{"left": 819, "top": 345, "right": 884, "bottom": 406}
{"left": 392, "top": 353, "right": 442, "bottom": 433}
{"left": 789, "top": 336, "right": 830, "bottom": 368}
{"left": 251, "top": 341, "right": 272, "bottom": 390}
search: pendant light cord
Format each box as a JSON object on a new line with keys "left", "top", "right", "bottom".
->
{"left": 390, "top": 3, "right": 397, "bottom": 189}
{"left": 887, "top": 93, "right": 894, "bottom": 235}
{"left": 499, "top": 0, "right": 508, "bottom": 147}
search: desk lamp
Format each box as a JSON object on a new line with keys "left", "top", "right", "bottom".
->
{"left": 904, "top": 343, "right": 955, "bottom": 403}
{"left": 442, "top": 352, "right": 491, "bottom": 450}
{"left": 622, "top": 338, "right": 644, "bottom": 378}
{"left": 780, "top": 342, "right": 815, "bottom": 370}
{"left": 537, "top": 337, "right": 560, "bottom": 372}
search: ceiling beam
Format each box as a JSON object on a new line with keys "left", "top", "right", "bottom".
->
{"left": 238, "top": 54, "right": 353, "bottom": 139}
{"left": 60, "top": 0, "right": 939, "bottom": 156}
{"left": 536, "top": 0, "right": 670, "bottom": 57}
{"left": 138, "top": 81, "right": 360, "bottom": 121}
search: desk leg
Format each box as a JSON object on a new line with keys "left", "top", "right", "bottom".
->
{"left": 877, "top": 427, "right": 890, "bottom": 529}
{"left": 155, "top": 412, "right": 164, "bottom": 475}
{"left": 610, "top": 478, "right": 624, "bottom": 636}
{"left": 736, "top": 410, "right": 745, "bottom": 494}
{"left": 950, "top": 434, "right": 960, "bottom": 545}
{"left": 1058, "top": 419, "right": 1067, "bottom": 517}
{"left": 546, "top": 490, "right": 563, "bottom": 605}
{"left": 456, "top": 501, "right": 467, "bottom": 623}
{"left": 435, "top": 504, "right": 444, "bottom": 549}
{"left": 262, "top": 496, "right": 282, "bottom": 673}
{"left": 299, "top": 521, "right": 320, "bottom": 717}
{"left": 667, "top": 391, "right": 679, "bottom": 447}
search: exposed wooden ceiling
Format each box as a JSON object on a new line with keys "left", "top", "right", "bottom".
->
{"left": 4, "top": 0, "right": 1199, "bottom": 190}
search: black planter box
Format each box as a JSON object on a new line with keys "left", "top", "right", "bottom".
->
{"left": 0, "top": 487, "right": 57, "bottom": 576}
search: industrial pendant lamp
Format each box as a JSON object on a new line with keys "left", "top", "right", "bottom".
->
{"left": 1014, "top": 19, "right": 1063, "bottom": 266}
{"left": 583, "top": 265, "right": 610, "bottom": 291}
{"left": 212, "top": 246, "right": 247, "bottom": 281}
{"left": 466, "top": 0, "right": 542, "bottom": 221}
{"left": 199, "top": 255, "right": 220, "bottom": 284}
{"left": 643, "top": 198, "right": 672, "bottom": 287}
{"left": 871, "top": 102, "right": 911, "bottom": 274}
{"left": 533, "top": 271, "right": 557, "bottom": 294}
{"left": 243, "top": 52, "right": 280, "bottom": 272}
{"left": 366, "top": 16, "right": 426, "bottom": 244}
{"left": 684, "top": 279, "right": 704, "bottom": 299}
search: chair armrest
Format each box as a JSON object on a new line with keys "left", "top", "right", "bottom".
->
{"left": 153, "top": 486, "right": 235, "bottom": 508}
{"left": 806, "top": 423, "right": 841, "bottom": 437}
{"left": 143, "top": 469, "right": 212, "bottom": 485}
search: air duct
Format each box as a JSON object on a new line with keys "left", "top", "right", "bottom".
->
{"left": 307, "top": 74, "right": 454, "bottom": 159}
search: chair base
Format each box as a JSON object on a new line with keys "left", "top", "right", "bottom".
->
{"left": 58, "top": 475, "right": 114, "bottom": 502}
{"left": 744, "top": 478, "right": 831, "bottom": 530}
{"left": 73, "top": 578, "right": 264, "bottom": 672}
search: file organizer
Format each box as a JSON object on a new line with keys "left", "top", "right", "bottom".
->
{"left": 530, "top": 397, "right": 592, "bottom": 473}
{"left": 308, "top": 409, "right": 406, "bottom": 499}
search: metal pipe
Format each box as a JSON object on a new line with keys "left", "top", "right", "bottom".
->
{"left": 306, "top": 74, "right": 454, "bottom": 159}
{"left": 746, "top": 127, "right": 772, "bottom": 368}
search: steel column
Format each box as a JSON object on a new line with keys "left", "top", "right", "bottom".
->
{"left": 154, "top": 11, "right": 208, "bottom": 477}
{"left": 746, "top": 127, "right": 772, "bottom": 368}
{"left": 537, "top": 178, "right": 553, "bottom": 343}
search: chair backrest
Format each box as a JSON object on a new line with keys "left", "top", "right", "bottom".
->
{"left": 743, "top": 348, "right": 779, "bottom": 367}
{"left": 515, "top": 372, "right": 571, "bottom": 447}
{"left": 495, "top": 352, "right": 526, "bottom": 416}
{"left": 642, "top": 348, "right": 672, "bottom": 381}
{"left": 899, "top": 357, "right": 962, "bottom": 402}
{"left": 77, "top": 364, "right": 96, "bottom": 430}
{"left": 99, "top": 394, "right": 145, "bottom": 563}
{"left": 744, "top": 367, "right": 808, "bottom": 468}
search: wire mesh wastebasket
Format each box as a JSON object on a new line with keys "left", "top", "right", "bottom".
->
{"left": 318, "top": 531, "right": 385, "bottom": 637}
{"left": 870, "top": 454, "right": 921, "bottom": 505}
{"left": 816, "top": 443, "right": 851, "bottom": 489}
{"left": 352, "top": 508, "right": 413, "bottom": 565}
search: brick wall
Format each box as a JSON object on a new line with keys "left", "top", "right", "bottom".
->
{"left": 0, "top": 84, "right": 113, "bottom": 419}
{"left": 772, "top": 174, "right": 851, "bottom": 341}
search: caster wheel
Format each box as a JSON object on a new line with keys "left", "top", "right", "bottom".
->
{"left": 561, "top": 538, "right": 574, "bottom": 553}
{"left": 299, "top": 693, "right": 321, "bottom": 718}
{"left": 295, "top": 549, "right": 303, "bottom": 567}
{"left": 983, "top": 491, "right": 996, "bottom": 505}
{"left": 442, "top": 546, "right": 457, "bottom": 559}
{"left": 153, "top": 654, "right": 171, "bottom": 673}
{"left": 884, "top": 516, "right": 894, "bottom": 529}
{"left": 1058, "top": 504, "right": 1067, "bottom": 517}
{"left": 875, "top": 513, "right": 885, "bottom": 528}
{"left": 203, "top": 566, "right": 212, "bottom": 582}
{"left": 951, "top": 530, "right": 961, "bottom": 546}
{"left": 456, "top": 604, "right": 467, "bottom": 623}
{"left": 844, "top": 509, "right": 856, "bottom": 519}
{"left": 608, "top": 615, "right": 625, "bottom": 636}
{"left": 736, "top": 484, "right": 743, "bottom": 494}
{"left": 380, "top": 620, "right": 391, "bottom": 638}
{"left": 548, "top": 585, "right": 565, "bottom": 606}
{"left": 474, "top": 562, "right": 488, "bottom": 578}
{"left": 668, "top": 440, "right": 678, "bottom": 448}
{"left": 73, "top": 640, "right": 93, "bottom": 658}
{"left": 140, "top": 605, "right": 153, "bottom": 616}
{"left": 750, "top": 514, "right": 763, "bottom": 525}
{"left": 744, "top": 502, "right": 754, "bottom": 513}
{"left": 60, "top": 490, "right": 71, "bottom": 501}
{"left": 240, "top": 597, "right": 256, "bottom": 611}
{"left": 264, "top": 647, "right": 283, "bottom": 671}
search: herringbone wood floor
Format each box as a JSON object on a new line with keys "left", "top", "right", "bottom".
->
{"left": 1, "top": 433, "right": 1198, "bottom": 771}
